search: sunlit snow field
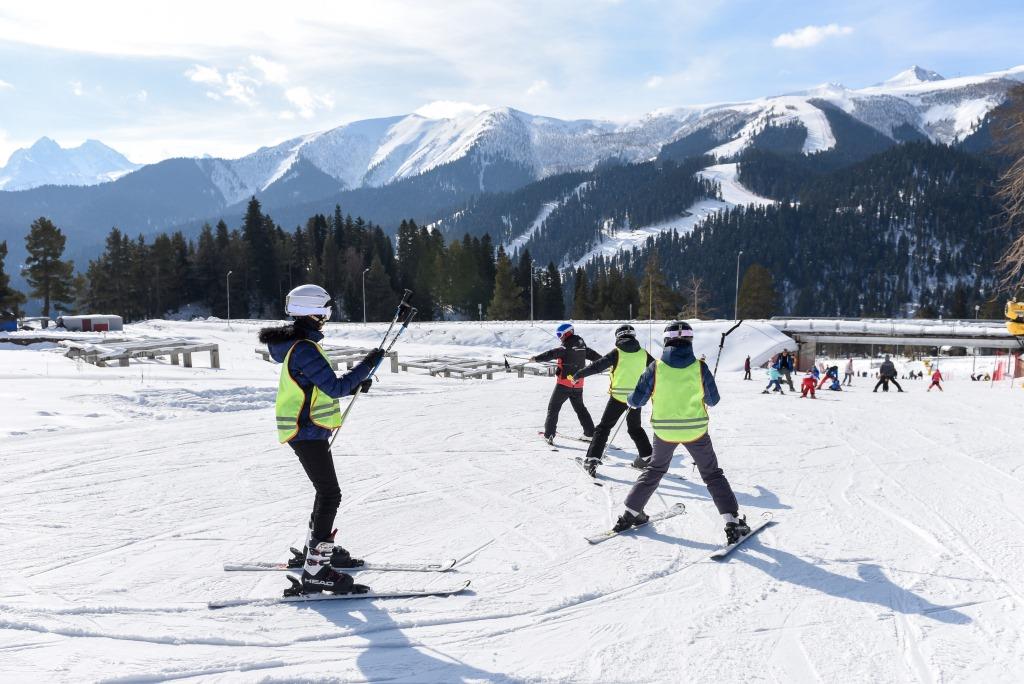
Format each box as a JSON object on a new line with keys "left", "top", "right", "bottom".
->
{"left": 1, "top": 319, "right": 1023, "bottom": 682}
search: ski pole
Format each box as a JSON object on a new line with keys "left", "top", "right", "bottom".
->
{"left": 598, "top": 410, "right": 628, "bottom": 461}
{"left": 712, "top": 320, "right": 743, "bottom": 378}
{"left": 330, "top": 298, "right": 417, "bottom": 447}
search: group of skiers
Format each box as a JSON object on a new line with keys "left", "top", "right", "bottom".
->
{"left": 529, "top": 321, "right": 750, "bottom": 539}
{"left": 260, "top": 285, "right": 757, "bottom": 596}
{"left": 747, "top": 349, "right": 949, "bottom": 396}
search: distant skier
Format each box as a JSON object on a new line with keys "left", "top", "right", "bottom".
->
{"left": 873, "top": 355, "right": 904, "bottom": 393}
{"left": 531, "top": 323, "right": 601, "bottom": 444}
{"left": 928, "top": 368, "right": 944, "bottom": 392}
{"left": 743, "top": 355, "right": 752, "bottom": 380}
{"left": 817, "top": 365, "right": 839, "bottom": 390}
{"left": 258, "top": 284, "right": 384, "bottom": 595}
{"left": 843, "top": 358, "right": 854, "bottom": 386}
{"left": 800, "top": 371, "right": 817, "bottom": 398}
{"left": 762, "top": 366, "right": 785, "bottom": 394}
{"left": 574, "top": 324, "right": 654, "bottom": 475}
{"left": 612, "top": 321, "right": 750, "bottom": 545}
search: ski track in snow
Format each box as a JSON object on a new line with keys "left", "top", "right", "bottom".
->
{"left": 1, "top": 319, "right": 1023, "bottom": 681}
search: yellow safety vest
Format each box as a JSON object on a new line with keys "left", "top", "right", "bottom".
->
{"left": 650, "top": 360, "right": 709, "bottom": 443}
{"left": 609, "top": 348, "right": 649, "bottom": 404}
{"left": 275, "top": 340, "right": 342, "bottom": 443}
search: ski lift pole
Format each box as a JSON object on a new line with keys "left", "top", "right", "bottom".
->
{"left": 712, "top": 320, "right": 743, "bottom": 378}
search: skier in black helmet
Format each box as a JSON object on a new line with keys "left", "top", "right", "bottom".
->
{"left": 531, "top": 322, "right": 602, "bottom": 444}
{"left": 573, "top": 324, "right": 654, "bottom": 475}
{"left": 612, "top": 321, "right": 750, "bottom": 545}
{"left": 258, "top": 284, "right": 384, "bottom": 595}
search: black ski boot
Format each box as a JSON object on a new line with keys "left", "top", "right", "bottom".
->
{"left": 298, "top": 540, "right": 369, "bottom": 595}
{"left": 543, "top": 434, "right": 555, "bottom": 446}
{"left": 724, "top": 515, "right": 751, "bottom": 545}
{"left": 583, "top": 457, "right": 600, "bottom": 477}
{"left": 612, "top": 510, "right": 650, "bottom": 533}
{"left": 632, "top": 454, "right": 651, "bottom": 470}
{"left": 287, "top": 528, "right": 364, "bottom": 569}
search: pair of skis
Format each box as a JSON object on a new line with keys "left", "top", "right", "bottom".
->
{"left": 584, "top": 505, "right": 774, "bottom": 561}
{"left": 210, "top": 556, "right": 468, "bottom": 609}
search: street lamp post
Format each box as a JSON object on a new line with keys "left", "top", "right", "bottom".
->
{"left": 361, "top": 267, "right": 370, "bottom": 323}
{"left": 530, "top": 261, "right": 535, "bottom": 324}
{"left": 734, "top": 250, "right": 743, "bottom": 320}
{"left": 226, "top": 270, "right": 233, "bottom": 327}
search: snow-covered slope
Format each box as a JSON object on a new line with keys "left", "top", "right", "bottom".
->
{"left": 570, "top": 163, "right": 773, "bottom": 268}
{"left": 2, "top": 318, "right": 1024, "bottom": 681}
{"left": 0, "top": 137, "right": 140, "bottom": 191}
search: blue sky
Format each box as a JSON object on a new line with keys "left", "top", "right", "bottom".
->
{"left": 0, "top": 0, "right": 1021, "bottom": 164}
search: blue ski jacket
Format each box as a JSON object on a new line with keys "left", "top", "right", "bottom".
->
{"left": 261, "top": 320, "right": 373, "bottom": 442}
{"left": 627, "top": 344, "right": 720, "bottom": 409}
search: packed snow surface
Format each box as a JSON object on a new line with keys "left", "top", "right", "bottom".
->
{"left": 2, "top": 319, "right": 1023, "bottom": 682}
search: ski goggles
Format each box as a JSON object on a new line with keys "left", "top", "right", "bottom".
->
{"left": 664, "top": 329, "right": 694, "bottom": 339}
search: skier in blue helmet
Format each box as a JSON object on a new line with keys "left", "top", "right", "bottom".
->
{"left": 530, "top": 322, "right": 601, "bottom": 445}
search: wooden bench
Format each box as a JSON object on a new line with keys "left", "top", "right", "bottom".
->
{"left": 63, "top": 338, "right": 221, "bottom": 368}
{"left": 255, "top": 346, "right": 399, "bottom": 373}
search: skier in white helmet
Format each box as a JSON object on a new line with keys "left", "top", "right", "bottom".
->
{"left": 258, "top": 284, "right": 384, "bottom": 595}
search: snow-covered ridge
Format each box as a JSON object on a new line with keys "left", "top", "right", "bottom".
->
{"left": 10, "top": 65, "right": 1024, "bottom": 198}
{"left": 0, "top": 137, "right": 140, "bottom": 191}
{"left": 197, "top": 63, "right": 1024, "bottom": 203}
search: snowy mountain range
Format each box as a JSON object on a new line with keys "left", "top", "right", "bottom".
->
{"left": 180, "top": 63, "right": 1022, "bottom": 205}
{"left": 0, "top": 137, "right": 140, "bottom": 191}
{"left": 6, "top": 64, "right": 1022, "bottom": 201}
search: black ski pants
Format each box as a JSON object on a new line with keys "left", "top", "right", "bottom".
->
{"left": 544, "top": 384, "right": 595, "bottom": 439}
{"left": 743, "top": 369, "right": 751, "bottom": 380}
{"left": 873, "top": 376, "right": 903, "bottom": 392}
{"left": 290, "top": 439, "right": 341, "bottom": 542}
{"left": 584, "top": 398, "right": 652, "bottom": 463}
{"left": 781, "top": 370, "right": 795, "bottom": 391}
{"left": 624, "top": 434, "right": 738, "bottom": 516}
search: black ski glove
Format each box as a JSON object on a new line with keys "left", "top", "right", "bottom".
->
{"left": 361, "top": 348, "right": 385, "bottom": 368}
{"left": 359, "top": 379, "right": 372, "bottom": 393}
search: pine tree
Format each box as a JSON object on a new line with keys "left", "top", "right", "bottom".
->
{"left": 572, "top": 267, "right": 593, "bottom": 318}
{"left": 637, "top": 252, "right": 677, "bottom": 319}
{"left": 488, "top": 248, "right": 525, "bottom": 320}
{"left": 24, "top": 217, "right": 75, "bottom": 317}
{"left": 737, "top": 264, "right": 778, "bottom": 318}
{"left": 362, "top": 255, "right": 396, "bottom": 321}
{"left": 0, "top": 240, "right": 27, "bottom": 314}
{"left": 539, "top": 262, "right": 565, "bottom": 319}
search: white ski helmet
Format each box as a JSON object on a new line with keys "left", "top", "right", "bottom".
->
{"left": 285, "top": 284, "right": 333, "bottom": 319}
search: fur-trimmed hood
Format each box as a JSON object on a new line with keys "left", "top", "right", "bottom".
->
{"left": 259, "top": 319, "right": 323, "bottom": 363}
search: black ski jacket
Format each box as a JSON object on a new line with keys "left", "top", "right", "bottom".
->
{"left": 534, "top": 333, "right": 601, "bottom": 387}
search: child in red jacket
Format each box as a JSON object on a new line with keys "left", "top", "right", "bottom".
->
{"left": 928, "top": 368, "right": 943, "bottom": 392}
{"left": 800, "top": 371, "right": 817, "bottom": 398}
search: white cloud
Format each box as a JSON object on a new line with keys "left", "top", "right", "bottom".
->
{"left": 250, "top": 55, "right": 288, "bottom": 84}
{"left": 223, "top": 71, "right": 260, "bottom": 106}
{"left": 526, "top": 79, "right": 550, "bottom": 96}
{"left": 772, "top": 24, "right": 853, "bottom": 49}
{"left": 285, "top": 86, "right": 334, "bottom": 119}
{"left": 414, "top": 100, "right": 489, "bottom": 119}
{"left": 137, "top": 89, "right": 148, "bottom": 103}
{"left": 0, "top": 79, "right": 12, "bottom": 90}
{"left": 645, "top": 75, "right": 664, "bottom": 89}
{"left": 70, "top": 80, "right": 83, "bottom": 96}
{"left": 185, "top": 64, "right": 223, "bottom": 85}
{"left": 187, "top": 64, "right": 259, "bottom": 106}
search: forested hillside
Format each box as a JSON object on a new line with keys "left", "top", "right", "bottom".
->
{"left": 585, "top": 143, "right": 1007, "bottom": 319}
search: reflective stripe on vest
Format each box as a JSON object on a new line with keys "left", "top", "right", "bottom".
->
{"left": 609, "top": 347, "right": 648, "bottom": 403}
{"left": 651, "top": 360, "right": 709, "bottom": 442}
{"left": 275, "top": 340, "right": 343, "bottom": 443}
